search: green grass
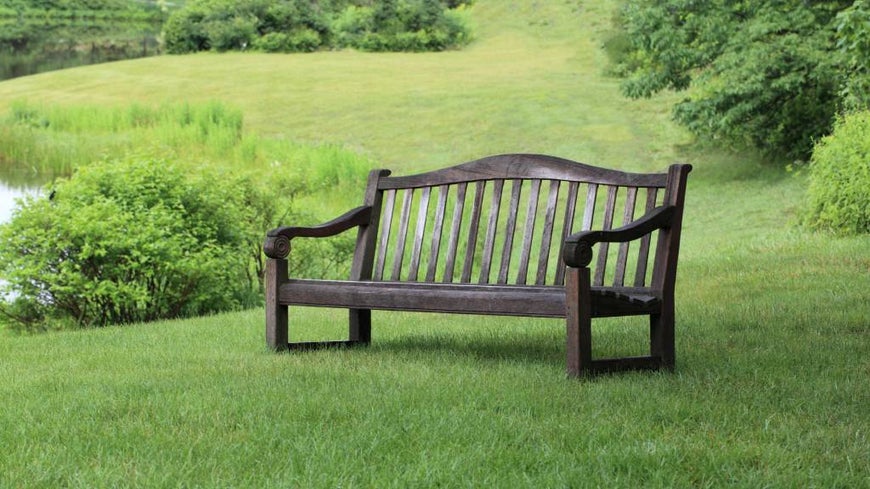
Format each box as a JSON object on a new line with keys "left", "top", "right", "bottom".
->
{"left": 0, "top": 0, "right": 868, "bottom": 487}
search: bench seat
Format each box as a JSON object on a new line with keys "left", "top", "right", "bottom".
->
{"left": 279, "top": 280, "right": 661, "bottom": 318}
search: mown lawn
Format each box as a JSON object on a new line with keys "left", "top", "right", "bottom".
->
{"left": 0, "top": 0, "right": 868, "bottom": 487}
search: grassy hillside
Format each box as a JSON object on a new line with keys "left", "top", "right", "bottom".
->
{"left": 0, "top": 1, "right": 685, "bottom": 173}
{"left": 0, "top": 0, "right": 868, "bottom": 487}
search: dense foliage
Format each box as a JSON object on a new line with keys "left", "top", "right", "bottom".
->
{"left": 612, "top": 0, "right": 870, "bottom": 161}
{"left": 803, "top": 111, "right": 870, "bottom": 235}
{"left": 163, "top": 0, "right": 472, "bottom": 54}
{"left": 0, "top": 0, "right": 165, "bottom": 18}
{"left": 0, "top": 101, "right": 369, "bottom": 333}
{"left": 0, "top": 158, "right": 264, "bottom": 332}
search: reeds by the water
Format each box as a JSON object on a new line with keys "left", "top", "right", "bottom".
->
{"left": 0, "top": 100, "right": 373, "bottom": 192}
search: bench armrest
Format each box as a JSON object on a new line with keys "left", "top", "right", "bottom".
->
{"left": 562, "top": 205, "right": 676, "bottom": 267}
{"left": 263, "top": 206, "right": 373, "bottom": 259}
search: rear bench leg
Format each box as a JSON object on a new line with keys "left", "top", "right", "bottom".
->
{"left": 650, "top": 306, "right": 675, "bottom": 370}
{"left": 349, "top": 309, "right": 371, "bottom": 343}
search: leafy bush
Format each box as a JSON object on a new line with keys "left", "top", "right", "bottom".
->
{"left": 252, "top": 29, "right": 321, "bottom": 53}
{"left": 803, "top": 111, "right": 870, "bottom": 235}
{"left": 612, "top": 0, "right": 860, "bottom": 162}
{"left": 162, "top": 5, "right": 210, "bottom": 53}
{"left": 0, "top": 157, "right": 298, "bottom": 332}
{"left": 335, "top": 0, "right": 470, "bottom": 52}
{"left": 0, "top": 100, "right": 374, "bottom": 332}
{"left": 836, "top": 0, "right": 870, "bottom": 109}
{"left": 163, "top": 0, "right": 471, "bottom": 54}
{"left": 204, "top": 13, "right": 258, "bottom": 51}
{"left": 164, "top": 0, "right": 330, "bottom": 54}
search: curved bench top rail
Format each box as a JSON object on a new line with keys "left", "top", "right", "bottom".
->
{"left": 378, "top": 154, "right": 668, "bottom": 190}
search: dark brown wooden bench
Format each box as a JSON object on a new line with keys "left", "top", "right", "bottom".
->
{"left": 263, "top": 154, "right": 692, "bottom": 376}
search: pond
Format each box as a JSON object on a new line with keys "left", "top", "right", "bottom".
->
{"left": 1, "top": 17, "right": 162, "bottom": 81}
{"left": 0, "top": 181, "right": 37, "bottom": 223}
{"left": 0, "top": 17, "right": 163, "bottom": 224}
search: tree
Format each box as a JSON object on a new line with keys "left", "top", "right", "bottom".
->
{"left": 613, "top": 0, "right": 866, "bottom": 161}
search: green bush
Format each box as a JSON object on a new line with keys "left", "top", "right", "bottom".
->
{"left": 804, "top": 110, "right": 870, "bottom": 235}
{"left": 252, "top": 28, "right": 321, "bottom": 53}
{"left": 0, "top": 156, "right": 298, "bottom": 332}
{"left": 613, "top": 1, "right": 858, "bottom": 162}
{"left": 0, "top": 100, "right": 374, "bottom": 333}
{"left": 162, "top": 6, "right": 210, "bottom": 53}
{"left": 162, "top": 0, "right": 471, "bottom": 54}
{"left": 204, "top": 14, "right": 258, "bottom": 52}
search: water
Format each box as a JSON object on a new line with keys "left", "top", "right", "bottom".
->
{"left": 0, "top": 18, "right": 163, "bottom": 223}
{"left": 0, "top": 181, "right": 38, "bottom": 296}
{"left": 0, "top": 17, "right": 163, "bottom": 81}
{"left": 0, "top": 181, "right": 35, "bottom": 223}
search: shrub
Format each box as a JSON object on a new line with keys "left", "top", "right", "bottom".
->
{"left": 162, "top": 0, "right": 471, "bottom": 54}
{"left": 337, "top": 0, "right": 470, "bottom": 52}
{"left": 0, "top": 101, "right": 373, "bottom": 333}
{"left": 252, "top": 28, "right": 321, "bottom": 53}
{"left": 204, "top": 14, "right": 258, "bottom": 52}
{"left": 0, "top": 156, "right": 298, "bottom": 332}
{"left": 613, "top": 1, "right": 858, "bottom": 162}
{"left": 803, "top": 110, "right": 870, "bottom": 235}
{"left": 162, "top": 6, "right": 210, "bottom": 53}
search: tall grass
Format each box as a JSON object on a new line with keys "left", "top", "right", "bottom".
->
{"left": 0, "top": 100, "right": 373, "bottom": 194}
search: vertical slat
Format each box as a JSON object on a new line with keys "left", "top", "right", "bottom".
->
{"left": 613, "top": 187, "right": 638, "bottom": 286}
{"left": 348, "top": 169, "right": 390, "bottom": 344}
{"left": 536, "top": 180, "right": 561, "bottom": 285}
{"left": 349, "top": 169, "right": 390, "bottom": 282}
{"left": 594, "top": 185, "right": 618, "bottom": 286}
{"left": 443, "top": 183, "right": 467, "bottom": 283}
{"left": 516, "top": 179, "right": 542, "bottom": 285}
{"left": 407, "top": 187, "right": 431, "bottom": 281}
{"left": 462, "top": 181, "right": 487, "bottom": 283}
{"left": 651, "top": 164, "right": 692, "bottom": 291}
{"left": 582, "top": 183, "right": 599, "bottom": 231}
{"left": 390, "top": 189, "right": 414, "bottom": 281}
{"left": 554, "top": 181, "right": 580, "bottom": 286}
{"left": 425, "top": 185, "right": 450, "bottom": 282}
{"left": 478, "top": 180, "right": 504, "bottom": 284}
{"left": 497, "top": 180, "right": 523, "bottom": 284}
{"left": 373, "top": 189, "right": 396, "bottom": 281}
{"left": 634, "top": 187, "right": 659, "bottom": 287}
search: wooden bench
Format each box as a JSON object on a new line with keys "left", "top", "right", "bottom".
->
{"left": 263, "top": 154, "right": 692, "bottom": 376}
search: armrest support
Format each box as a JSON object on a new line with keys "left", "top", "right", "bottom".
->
{"left": 562, "top": 205, "right": 676, "bottom": 267}
{"left": 263, "top": 206, "right": 373, "bottom": 259}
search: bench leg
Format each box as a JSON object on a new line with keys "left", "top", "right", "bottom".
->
{"left": 265, "top": 258, "right": 289, "bottom": 351}
{"left": 349, "top": 309, "right": 371, "bottom": 343}
{"left": 565, "top": 267, "right": 593, "bottom": 377}
{"left": 650, "top": 304, "right": 675, "bottom": 370}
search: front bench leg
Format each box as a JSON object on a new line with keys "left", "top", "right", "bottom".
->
{"left": 265, "top": 257, "right": 370, "bottom": 350}
{"left": 565, "top": 266, "right": 593, "bottom": 377}
{"left": 265, "top": 257, "right": 289, "bottom": 351}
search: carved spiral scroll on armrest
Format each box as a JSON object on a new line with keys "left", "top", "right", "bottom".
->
{"left": 562, "top": 205, "right": 677, "bottom": 268}
{"left": 263, "top": 206, "right": 373, "bottom": 259}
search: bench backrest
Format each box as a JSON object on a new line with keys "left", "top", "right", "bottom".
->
{"left": 349, "top": 154, "right": 689, "bottom": 293}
